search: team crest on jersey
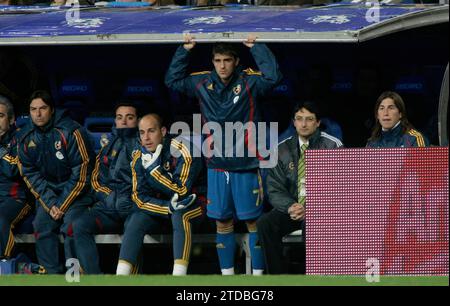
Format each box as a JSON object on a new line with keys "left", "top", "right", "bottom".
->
{"left": 28, "top": 140, "right": 36, "bottom": 148}
{"left": 207, "top": 83, "right": 214, "bottom": 91}
{"left": 233, "top": 84, "right": 241, "bottom": 95}
{"left": 100, "top": 134, "right": 109, "bottom": 147}
{"left": 56, "top": 151, "right": 64, "bottom": 160}
{"left": 54, "top": 140, "right": 62, "bottom": 150}
{"left": 288, "top": 162, "right": 295, "bottom": 171}
{"left": 164, "top": 161, "right": 171, "bottom": 171}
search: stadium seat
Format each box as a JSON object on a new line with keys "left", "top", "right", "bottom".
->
{"left": 56, "top": 78, "right": 94, "bottom": 124}
{"left": 320, "top": 117, "right": 344, "bottom": 142}
{"left": 15, "top": 115, "right": 30, "bottom": 129}
{"left": 123, "top": 78, "right": 169, "bottom": 112}
{"left": 395, "top": 75, "right": 426, "bottom": 95}
{"left": 124, "top": 78, "right": 161, "bottom": 100}
{"left": 331, "top": 69, "right": 354, "bottom": 95}
{"left": 279, "top": 118, "right": 343, "bottom": 144}
{"left": 271, "top": 78, "right": 294, "bottom": 99}
{"left": 261, "top": 78, "right": 295, "bottom": 128}
{"left": 84, "top": 117, "right": 114, "bottom": 153}
{"left": 394, "top": 74, "right": 428, "bottom": 132}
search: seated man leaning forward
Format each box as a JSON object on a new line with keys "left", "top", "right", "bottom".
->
{"left": 117, "top": 113, "right": 205, "bottom": 276}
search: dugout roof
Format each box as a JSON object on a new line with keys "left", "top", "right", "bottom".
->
{"left": 0, "top": 3, "right": 448, "bottom": 45}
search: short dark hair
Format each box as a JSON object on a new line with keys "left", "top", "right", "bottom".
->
{"left": 292, "top": 100, "right": 321, "bottom": 121}
{"left": 29, "top": 90, "right": 54, "bottom": 110}
{"left": 114, "top": 100, "right": 140, "bottom": 118}
{"left": 0, "top": 95, "right": 14, "bottom": 120}
{"left": 212, "top": 43, "right": 239, "bottom": 59}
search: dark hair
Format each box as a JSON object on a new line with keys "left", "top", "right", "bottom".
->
{"left": 212, "top": 43, "right": 239, "bottom": 59}
{"left": 29, "top": 90, "right": 54, "bottom": 110}
{"left": 292, "top": 100, "right": 321, "bottom": 121}
{"left": 0, "top": 95, "right": 14, "bottom": 120}
{"left": 114, "top": 100, "right": 140, "bottom": 118}
{"left": 369, "top": 91, "right": 414, "bottom": 141}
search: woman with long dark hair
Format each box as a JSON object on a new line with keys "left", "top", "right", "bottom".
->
{"left": 366, "top": 91, "right": 428, "bottom": 148}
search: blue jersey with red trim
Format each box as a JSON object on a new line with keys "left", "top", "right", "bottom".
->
{"left": 0, "top": 126, "right": 27, "bottom": 200}
{"left": 165, "top": 44, "right": 283, "bottom": 171}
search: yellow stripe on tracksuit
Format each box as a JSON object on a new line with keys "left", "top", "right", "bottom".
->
{"left": 255, "top": 170, "right": 263, "bottom": 207}
{"left": 60, "top": 130, "right": 90, "bottom": 212}
{"left": 2, "top": 154, "right": 17, "bottom": 164}
{"left": 243, "top": 68, "right": 262, "bottom": 76}
{"left": 190, "top": 71, "right": 211, "bottom": 76}
{"left": 131, "top": 151, "right": 169, "bottom": 215}
{"left": 91, "top": 146, "right": 112, "bottom": 195}
{"left": 4, "top": 204, "right": 31, "bottom": 257}
{"left": 4, "top": 230, "right": 14, "bottom": 258}
{"left": 17, "top": 160, "right": 51, "bottom": 212}
{"left": 181, "top": 206, "right": 203, "bottom": 262}
{"left": 150, "top": 139, "right": 192, "bottom": 196}
{"left": 408, "top": 129, "right": 426, "bottom": 147}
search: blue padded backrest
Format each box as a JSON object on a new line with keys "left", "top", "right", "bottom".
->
{"left": 123, "top": 79, "right": 161, "bottom": 98}
{"left": 84, "top": 117, "right": 114, "bottom": 153}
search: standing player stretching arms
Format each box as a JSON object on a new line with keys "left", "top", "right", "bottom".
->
{"left": 166, "top": 34, "right": 282, "bottom": 275}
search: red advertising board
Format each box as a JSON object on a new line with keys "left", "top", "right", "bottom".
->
{"left": 306, "top": 147, "right": 448, "bottom": 275}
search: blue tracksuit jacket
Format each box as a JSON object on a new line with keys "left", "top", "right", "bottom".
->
{"left": 366, "top": 124, "right": 429, "bottom": 148}
{"left": 165, "top": 43, "right": 283, "bottom": 171}
{"left": 17, "top": 109, "right": 95, "bottom": 213}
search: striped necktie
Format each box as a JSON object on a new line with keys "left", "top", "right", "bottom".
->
{"left": 298, "top": 143, "right": 308, "bottom": 206}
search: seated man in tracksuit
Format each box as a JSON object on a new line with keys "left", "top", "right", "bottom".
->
{"left": 17, "top": 90, "right": 95, "bottom": 274}
{"left": 116, "top": 113, "right": 204, "bottom": 276}
{"left": 72, "top": 101, "right": 141, "bottom": 274}
{"left": 0, "top": 95, "right": 32, "bottom": 260}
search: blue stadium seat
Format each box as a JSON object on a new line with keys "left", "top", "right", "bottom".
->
{"left": 394, "top": 75, "right": 426, "bottom": 95}
{"left": 59, "top": 78, "right": 93, "bottom": 99}
{"left": 15, "top": 115, "right": 30, "bottom": 129}
{"left": 262, "top": 78, "right": 295, "bottom": 124}
{"left": 331, "top": 69, "right": 354, "bottom": 94}
{"left": 123, "top": 78, "right": 161, "bottom": 99}
{"left": 57, "top": 78, "right": 94, "bottom": 124}
{"left": 271, "top": 78, "right": 294, "bottom": 98}
{"left": 84, "top": 117, "right": 114, "bottom": 153}
{"left": 123, "top": 77, "right": 173, "bottom": 122}
{"left": 321, "top": 117, "right": 344, "bottom": 142}
{"left": 279, "top": 118, "right": 343, "bottom": 144}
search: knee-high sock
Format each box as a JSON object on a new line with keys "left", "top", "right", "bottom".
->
{"left": 249, "top": 231, "right": 265, "bottom": 272}
{"left": 216, "top": 228, "right": 235, "bottom": 272}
